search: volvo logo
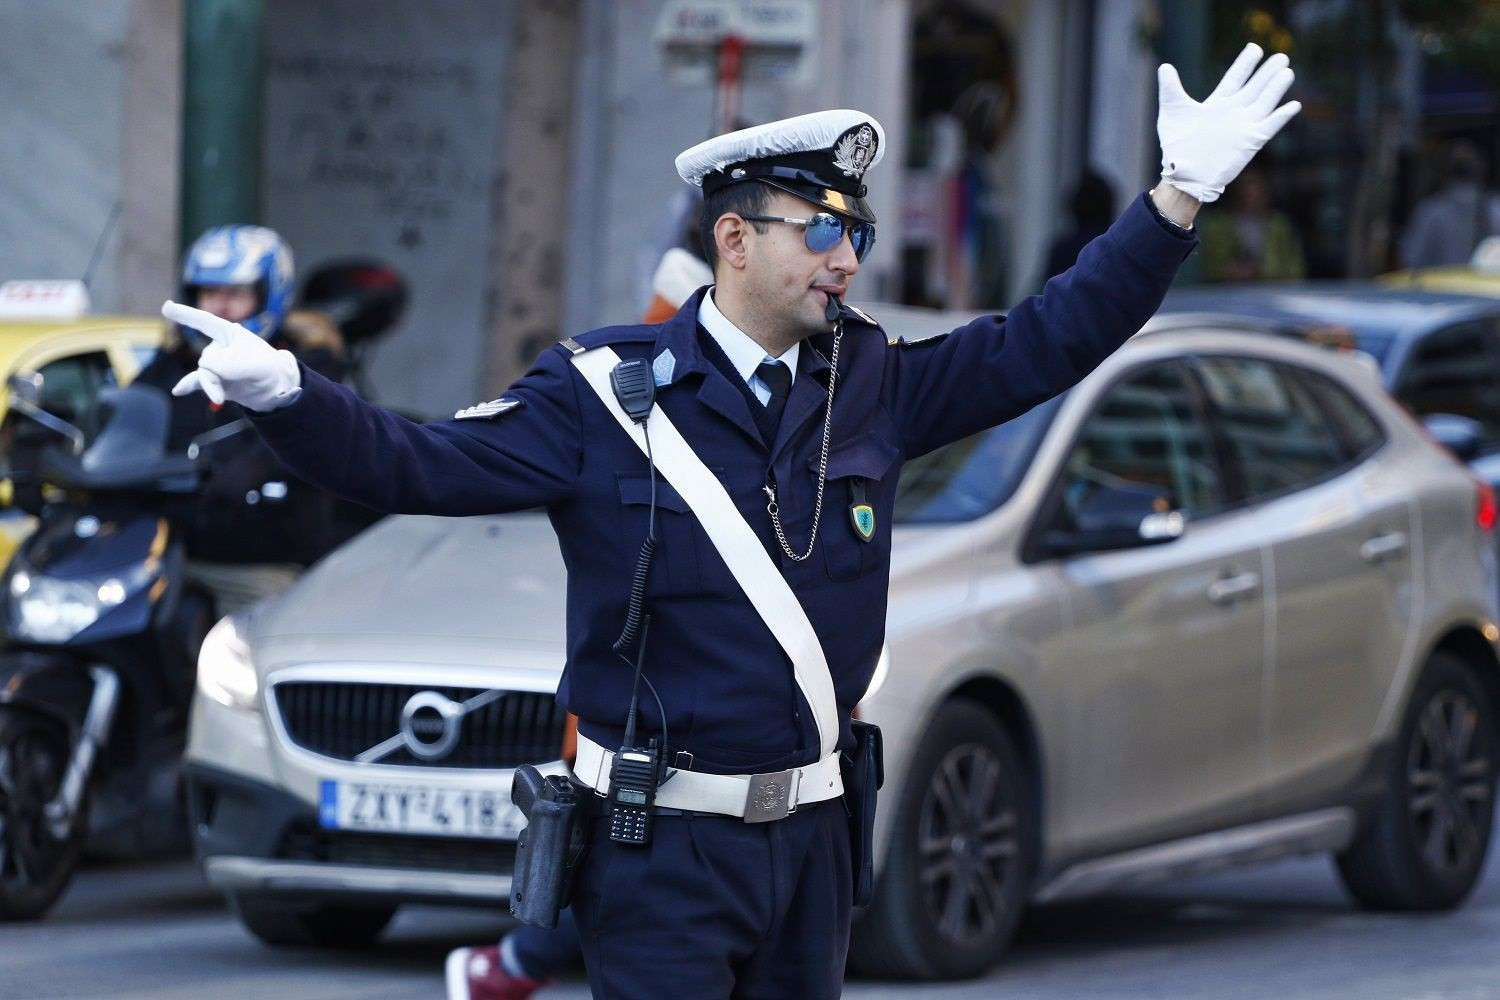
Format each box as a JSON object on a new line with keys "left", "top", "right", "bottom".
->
{"left": 400, "top": 691, "right": 464, "bottom": 761}
{"left": 349, "top": 686, "right": 511, "bottom": 765}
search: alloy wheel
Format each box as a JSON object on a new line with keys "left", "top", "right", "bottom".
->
{"left": 1407, "top": 689, "right": 1493, "bottom": 877}
{"left": 918, "top": 741, "right": 1021, "bottom": 945}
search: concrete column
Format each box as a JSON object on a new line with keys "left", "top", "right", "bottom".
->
{"left": 485, "top": 0, "right": 583, "bottom": 390}
{"left": 119, "top": 0, "right": 184, "bottom": 313}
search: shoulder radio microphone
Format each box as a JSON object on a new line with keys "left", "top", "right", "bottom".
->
{"left": 610, "top": 357, "right": 655, "bottom": 423}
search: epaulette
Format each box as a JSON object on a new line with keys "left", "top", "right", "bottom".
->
{"left": 840, "top": 302, "right": 880, "bottom": 327}
{"left": 556, "top": 324, "right": 656, "bottom": 356}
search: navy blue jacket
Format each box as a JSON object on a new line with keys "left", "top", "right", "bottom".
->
{"left": 249, "top": 193, "right": 1194, "bottom": 774}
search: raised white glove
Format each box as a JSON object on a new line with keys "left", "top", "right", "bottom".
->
{"left": 1157, "top": 43, "right": 1302, "bottom": 204}
{"left": 160, "top": 301, "right": 302, "bottom": 411}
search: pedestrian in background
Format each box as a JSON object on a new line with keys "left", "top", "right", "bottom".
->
{"left": 1401, "top": 138, "right": 1500, "bottom": 269}
{"left": 1198, "top": 164, "right": 1306, "bottom": 282}
{"left": 1043, "top": 169, "right": 1116, "bottom": 282}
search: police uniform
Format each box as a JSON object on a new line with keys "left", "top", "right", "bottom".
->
{"left": 245, "top": 111, "right": 1195, "bottom": 997}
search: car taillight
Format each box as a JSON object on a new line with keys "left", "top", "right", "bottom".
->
{"left": 1477, "top": 481, "right": 1497, "bottom": 533}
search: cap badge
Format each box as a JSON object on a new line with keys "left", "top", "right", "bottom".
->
{"left": 832, "top": 124, "right": 877, "bottom": 180}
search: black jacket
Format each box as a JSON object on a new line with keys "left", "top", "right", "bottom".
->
{"left": 136, "top": 338, "right": 350, "bottom": 565}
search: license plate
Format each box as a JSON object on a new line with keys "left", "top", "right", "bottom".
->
{"left": 319, "top": 780, "right": 523, "bottom": 839}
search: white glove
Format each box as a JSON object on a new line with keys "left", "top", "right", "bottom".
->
{"left": 160, "top": 301, "right": 302, "bottom": 411}
{"left": 1157, "top": 43, "right": 1302, "bottom": 204}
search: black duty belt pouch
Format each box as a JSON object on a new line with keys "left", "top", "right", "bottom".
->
{"left": 509, "top": 764, "right": 589, "bottom": 928}
{"left": 842, "top": 720, "right": 884, "bottom": 907}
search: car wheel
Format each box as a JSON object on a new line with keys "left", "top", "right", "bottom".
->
{"left": 0, "top": 707, "right": 88, "bottom": 921}
{"left": 1336, "top": 650, "right": 1497, "bottom": 910}
{"left": 849, "top": 700, "right": 1033, "bottom": 980}
{"left": 229, "top": 893, "right": 397, "bottom": 947}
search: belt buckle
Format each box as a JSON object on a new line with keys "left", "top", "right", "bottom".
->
{"left": 743, "top": 767, "right": 800, "bottom": 824}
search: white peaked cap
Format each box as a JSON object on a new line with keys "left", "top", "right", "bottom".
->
{"left": 675, "top": 109, "right": 887, "bottom": 223}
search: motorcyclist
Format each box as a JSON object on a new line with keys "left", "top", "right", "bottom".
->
{"left": 135, "top": 225, "right": 347, "bottom": 615}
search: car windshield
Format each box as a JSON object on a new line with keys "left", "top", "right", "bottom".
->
{"left": 893, "top": 396, "right": 1060, "bottom": 524}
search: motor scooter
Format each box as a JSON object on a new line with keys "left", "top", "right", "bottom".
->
{"left": 0, "top": 260, "right": 408, "bottom": 920}
{"left": 0, "top": 381, "right": 254, "bottom": 918}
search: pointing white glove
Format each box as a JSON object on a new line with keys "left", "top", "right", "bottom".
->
{"left": 1157, "top": 43, "right": 1302, "bottom": 204}
{"left": 161, "top": 301, "right": 302, "bottom": 411}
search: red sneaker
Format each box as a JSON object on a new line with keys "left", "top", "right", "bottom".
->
{"left": 445, "top": 944, "right": 549, "bottom": 1000}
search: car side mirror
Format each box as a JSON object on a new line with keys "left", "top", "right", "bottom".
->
{"left": 1422, "top": 413, "right": 1485, "bottom": 462}
{"left": 1040, "top": 482, "right": 1185, "bottom": 558}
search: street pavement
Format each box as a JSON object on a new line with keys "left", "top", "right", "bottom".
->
{"left": 3, "top": 821, "right": 1499, "bottom": 1000}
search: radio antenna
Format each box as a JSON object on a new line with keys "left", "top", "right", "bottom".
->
{"left": 82, "top": 202, "right": 123, "bottom": 292}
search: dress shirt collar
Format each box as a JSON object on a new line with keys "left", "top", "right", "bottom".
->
{"left": 698, "top": 287, "right": 798, "bottom": 387}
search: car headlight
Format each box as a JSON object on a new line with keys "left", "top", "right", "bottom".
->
{"left": 196, "top": 614, "right": 260, "bottom": 712}
{"left": 8, "top": 561, "right": 157, "bottom": 643}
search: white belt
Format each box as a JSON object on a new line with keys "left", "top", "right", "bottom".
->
{"left": 573, "top": 734, "right": 843, "bottom": 823}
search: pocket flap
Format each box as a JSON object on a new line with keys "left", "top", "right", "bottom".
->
{"left": 616, "top": 474, "right": 691, "bottom": 513}
{"left": 813, "top": 435, "right": 899, "bottom": 480}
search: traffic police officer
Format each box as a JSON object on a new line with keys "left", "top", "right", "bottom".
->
{"left": 165, "top": 43, "right": 1299, "bottom": 999}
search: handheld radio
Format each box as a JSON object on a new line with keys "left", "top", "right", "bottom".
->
{"left": 607, "top": 740, "right": 661, "bottom": 844}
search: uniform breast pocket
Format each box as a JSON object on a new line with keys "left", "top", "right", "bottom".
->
{"left": 815, "top": 436, "right": 899, "bottom": 582}
{"left": 617, "top": 472, "right": 733, "bottom": 600}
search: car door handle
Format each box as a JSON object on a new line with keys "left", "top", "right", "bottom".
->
{"left": 1207, "top": 571, "right": 1261, "bottom": 605}
{"left": 1360, "top": 531, "right": 1408, "bottom": 564}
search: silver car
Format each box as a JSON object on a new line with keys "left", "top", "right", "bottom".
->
{"left": 185, "top": 324, "right": 1500, "bottom": 978}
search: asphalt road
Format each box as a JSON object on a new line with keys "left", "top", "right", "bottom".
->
{"left": 3, "top": 826, "right": 1499, "bottom": 1000}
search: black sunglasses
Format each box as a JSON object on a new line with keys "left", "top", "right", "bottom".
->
{"left": 741, "top": 212, "right": 877, "bottom": 262}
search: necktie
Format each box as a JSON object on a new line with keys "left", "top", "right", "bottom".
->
{"left": 755, "top": 360, "right": 792, "bottom": 438}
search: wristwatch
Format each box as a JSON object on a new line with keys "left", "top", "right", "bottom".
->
{"left": 1147, "top": 189, "right": 1196, "bottom": 238}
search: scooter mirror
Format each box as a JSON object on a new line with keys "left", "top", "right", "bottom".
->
{"left": 8, "top": 370, "right": 43, "bottom": 407}
{"left": 186, "top": 418, "right": 253, "bottom": 460}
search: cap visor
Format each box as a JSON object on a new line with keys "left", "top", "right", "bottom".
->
{"left": 761, "top": 178, "right": 876, "bottom": 224}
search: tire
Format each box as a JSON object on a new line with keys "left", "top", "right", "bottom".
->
{"left": 1336, "top": 650, "right": 1497, "bottom": 910}
{"left": 0, "top": 707, "right": 88, "bottom": 920}
{"left": 229, "top": 893, "right": 396, "bottom": 948}
{"left": 849, "top": 700, "right": 1034, "bottom": 980}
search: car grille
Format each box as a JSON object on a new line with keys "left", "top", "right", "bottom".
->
{"left": 272, "top": 681, "right": 566, "bottom": 768}
{"left": 279, "top": 821, "right": 517, "bottom": 874}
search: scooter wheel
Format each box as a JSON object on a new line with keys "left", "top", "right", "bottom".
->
{"left": 0, "top": 707, "right": 87, "bottom": 920}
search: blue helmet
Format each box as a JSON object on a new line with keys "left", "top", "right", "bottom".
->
{"left": 180, "top": 225, "right": 295, "bottom": 340}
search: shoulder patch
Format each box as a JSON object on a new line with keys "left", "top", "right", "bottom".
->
{"left": 454, "top": 396, "right": 524, "bottom": 421}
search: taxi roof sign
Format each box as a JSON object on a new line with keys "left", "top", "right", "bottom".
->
{"left": 0, "top": 280, "right": 91, "bottom": 320}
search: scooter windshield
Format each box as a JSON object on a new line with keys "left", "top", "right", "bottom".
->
{"left": 78, "top": 385, "right": 171, "bottom": 473}
{"left": 38, "top": 384, "right": 196, "bottom": 492}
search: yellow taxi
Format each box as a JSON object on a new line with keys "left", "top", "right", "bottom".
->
{"left": 1380, "top": 236, "right": 1500, "bottom": 296}
{"left": 0, "top": 280, "right": 166, "bottom": 561}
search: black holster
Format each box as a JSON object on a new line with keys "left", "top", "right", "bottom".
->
{"left": 842, "top": 720, "right": 884, "bottom": 907}
{"left": 509, "top": 765, "right": 589, "bottom": 928}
